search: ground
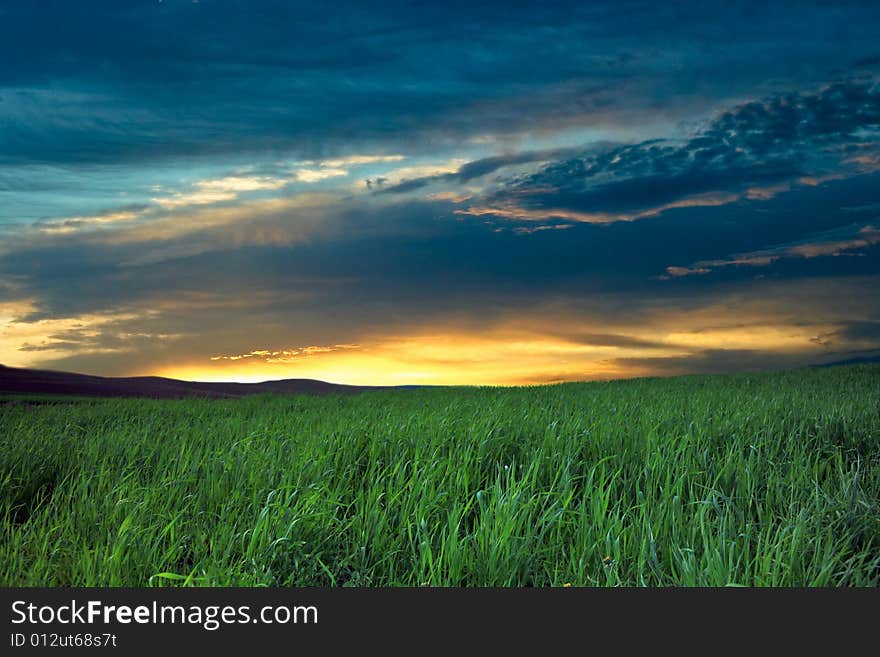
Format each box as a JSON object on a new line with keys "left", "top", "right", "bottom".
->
{"left": 1, "top": 365, "right": 878, "bottom": 586}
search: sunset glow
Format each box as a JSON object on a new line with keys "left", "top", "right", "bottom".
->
{"left": 1, "top": 2, "right": 878, "bottom": 384}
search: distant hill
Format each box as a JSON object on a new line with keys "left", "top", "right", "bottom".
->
{"left": 0, "top": 364, "right": 384, "bottom": 399}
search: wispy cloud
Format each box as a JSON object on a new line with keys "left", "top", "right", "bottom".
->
{"left": 367, "top": 159, "right": 468, "bottom": 191}
{"left": 0, "top": 300, "right": 162, "bottom": 367}
{"left": 319, "top": 155, "right": 405, "bottom": 167}
{"left": 293, "top": 167, "right": 349, "bottom": 183}
{"left": 210, "top": 344, "right": 361, "bottom": 363}
{"left": 153, "top": 174, "right": 289, "bottom": 208}
{"left": 456, "top": 191, "right": 739, "bottom": 224}
{"left": 36, "top": 208, "right": 143, "bottom": 234}
{"left": 293, "top": 154, "right": 406, "bottom": 184}
{"left": 373, "top": 148, "right": 583, "bottom": 194}
{"left": 664, "top": 224, "right": 880, "bottom": 278}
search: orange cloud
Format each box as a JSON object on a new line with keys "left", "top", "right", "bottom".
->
{"left": 457, "top": 191, "right": 740, "bottom": 224}
{"left": 210, "top": 344, "right": 361, "bottom": 363}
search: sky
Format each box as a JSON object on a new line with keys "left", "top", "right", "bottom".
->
{"left": 1, "top": 0, "right": 879, "bottom": 385}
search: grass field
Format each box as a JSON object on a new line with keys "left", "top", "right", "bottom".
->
{"left": 2, "top": 365, "right": 879, "bottom": 586}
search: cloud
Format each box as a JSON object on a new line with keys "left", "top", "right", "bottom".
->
{"left": 663, "top": 223, "right": 880, "bottom": 277}
{"left": 4, "top": 3, "right": 879, "bottom": 167}
{"left": 293, "top": 167, "right": 349, "bottom": 183}
{"left": 35, "top": 207, "right": 146, "bottom": 234}
{"left": 2, "top": 192, "right": 351, "bottom": 270}
{"left": 374, "top": 147, "right": 584, "bottom": 194}
{"left": 319, "top": 155, "right": 405, "bottom": 167}
{"left": 153, "top": 174, "right": 290, "bottom": 208}
{"left": 211, "top": 344, "right": 361, "bottom": 363}
{"left": 4, "top": 169, "right": 880, "bottom": 339}
{"left": 461, "top": 81, "right": 880, "bottom": 223}
{"left": 292, "top": 155, "right": 407, "bottom": 184}
{"left": 0, "top": 300, "right": 161, "bottom": 367}
{"left": 455, "top": 191, "right": 740, "bottom": 224}
{"left": 369, "top": 160, "right": 468, "bottom": 192}
{"left": 814, "top": 320, "right": 880, "bottom": 352}
{"left": 135, "top": 281, "right": 880, "bottom": 385}
{"left": 8, "top": 266, "right": 880, "bottom": 384}
{"left": 609, "top": 348, "right": 816, "bottom": 377}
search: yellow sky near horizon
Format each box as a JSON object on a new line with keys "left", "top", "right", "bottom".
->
{"left": 0, "top": 292, "right": 864, "bottom": 386}
{"left": 149, "top": 321, "right": 839, "bottom": 386}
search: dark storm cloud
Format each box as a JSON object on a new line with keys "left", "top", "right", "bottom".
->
{"left": 474, "top": 81, "right": 880, "bottom": 219}
{"left": 2, "top": 1, "right": 880, "bottom": 166}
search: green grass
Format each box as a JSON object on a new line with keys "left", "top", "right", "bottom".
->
{"left": 2, "top": 364, "right": 879, "bottom": 586}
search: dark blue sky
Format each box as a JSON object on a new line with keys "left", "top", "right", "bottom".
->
{"left": 1, "top": 0, "right": 879, "bottom": 384}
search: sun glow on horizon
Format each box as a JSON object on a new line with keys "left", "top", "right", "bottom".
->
{"left": 148, "top": 322, "right": 834, "bottom": 387}
{"left": 2, "top": 293, "right": 865, "bottom": 387}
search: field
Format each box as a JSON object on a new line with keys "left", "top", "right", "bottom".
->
{"left": 2, "top": 365, "right": 879, "bottom": 586}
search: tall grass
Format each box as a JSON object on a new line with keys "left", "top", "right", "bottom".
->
{"left": 2, "top": 365, "right": 879, "bottom": 586}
